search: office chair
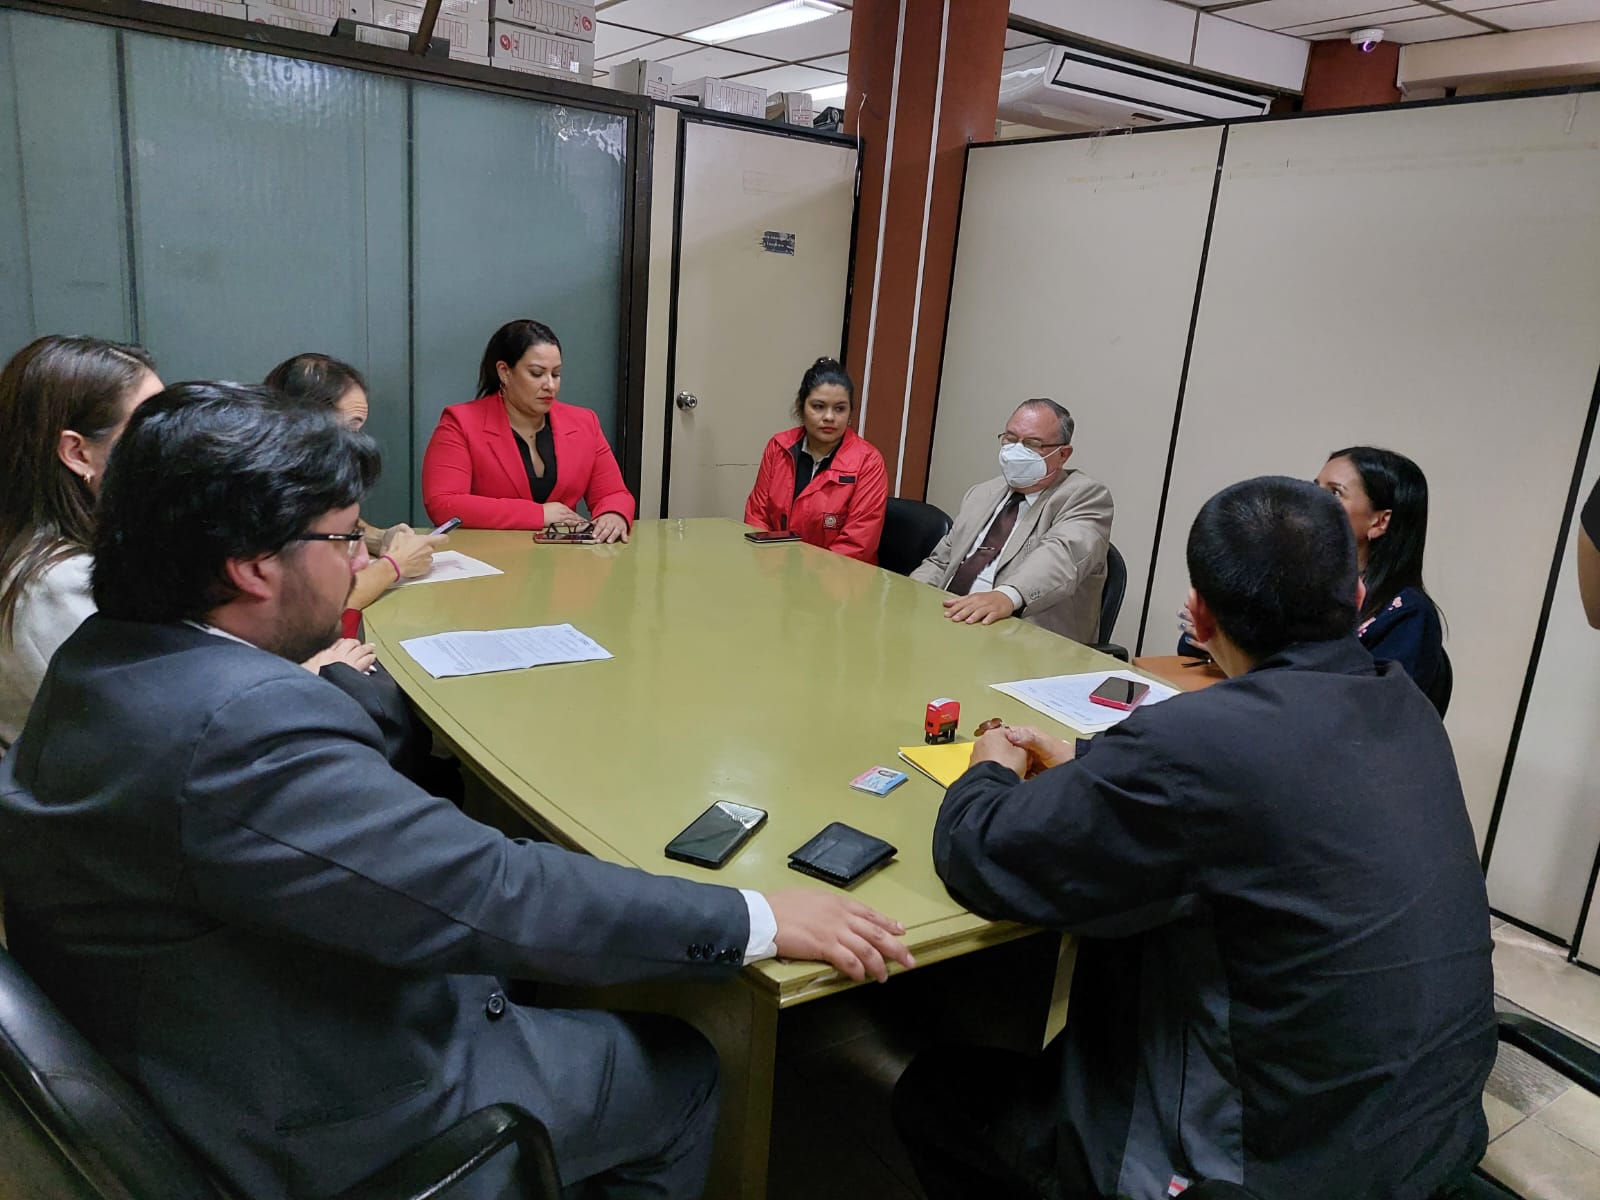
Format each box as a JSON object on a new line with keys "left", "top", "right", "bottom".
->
{"left": 0, "top": 946, "right": 562, "bottom": 1200}
{"left": 1139, "top": 1012, "right": 1600, "bottom": 1200}
{"left": 1426, "top": 648, "right": 1453, "bottom": 719}
{"left": 879, "top": 498, "right": 953, "bottom": 576}
{"left": 1090, "top": 543, "right": 1130, "bottom": 661}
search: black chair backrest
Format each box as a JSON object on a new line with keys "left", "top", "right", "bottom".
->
{"left": 1098, "top": 543, "right": 1128, "bottom": 645}
{"left": 0, "top": 946, "right": 223, "bottom": 1200}
{"left": 879, "top": 498, "right": 952, "bottom": 577}
{"left": 1426, "top": 648, "right": 1453, "bottom": 719}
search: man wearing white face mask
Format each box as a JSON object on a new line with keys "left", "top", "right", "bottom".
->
{"left": 911, "top": 399, "right": 1113, "bottom": 643}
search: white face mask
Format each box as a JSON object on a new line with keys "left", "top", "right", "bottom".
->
{"left": 999, "top": 441, "right": 1051, "bottom": 489}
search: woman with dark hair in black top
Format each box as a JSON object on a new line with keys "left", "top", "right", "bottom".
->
{"left": 1180, "top": 446, "right": 1443, "bottom": 694}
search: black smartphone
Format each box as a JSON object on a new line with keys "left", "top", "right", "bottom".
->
{"left": 1089, "top": 678, "right": 1151, "bottom": 711}
{"left": 744, "top": 530, "right": 801, "bottom": 543}
{"left": 665, "top": 801, "right": 768, "bottom": 868}
{"left": 430, "top": 517, "right": 462, "bottom": 536}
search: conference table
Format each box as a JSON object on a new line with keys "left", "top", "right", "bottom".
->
{"left": 364, "top": 519, "right": 1174, "bottom": 1198}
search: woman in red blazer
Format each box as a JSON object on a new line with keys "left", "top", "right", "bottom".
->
{"left": 421, "top": 320, "right": 636, "bottom": 541}
{"left": 744, "top": 358, "right": 887, "bottom": 564}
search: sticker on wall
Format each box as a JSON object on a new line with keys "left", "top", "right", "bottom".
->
{"left": 761, "top": 231, "right": 796, "bottom": 256}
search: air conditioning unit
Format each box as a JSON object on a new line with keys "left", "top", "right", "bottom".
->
{"left": 999, "top": 44, "right": 1271, "bottom": 133}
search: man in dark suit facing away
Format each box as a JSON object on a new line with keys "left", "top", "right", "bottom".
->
{"left": 0, "top": 383, "right": 913, "bottom": 1199}
{"left": 894, "top": 476, "right": 1495, "bottom": 1200}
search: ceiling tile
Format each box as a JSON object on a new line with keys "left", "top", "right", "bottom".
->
{"left": 594, "top": 22, "right": 665, "bottom": 60}
{"left": 597, "top": 0, "right": 771, "bottom": 37}
{"left": 1438, "top": 0, "right": 1545, "bottom": 10}
{"left": 1377, "top": 12, "right": 1489, "bottom": 38}
{"left": 595, "top": 35, "right": 698, "bottom": 67}
{"left": 1222, "top": 1, "right": 1416, "bottom": 29}
{"left": 801, "top": 52, "right": 849, "bottom": 71}
{"left": 1279, "top": 5, "right": 1430, "bottom": 36}
{"left": 731, "top": 63, "right": 842, "bottom": 90}
{"left": 657, "top": 46, "right": 781, "bottom": 78}
{"left": 1005, "top": 28, "right": 1044, "bottom": 48}
{"left": 719, "top": 9, "right": 851, "bottom": 58}
{"left": 1472, "top": 0, "right": 1600, "bottom": 29}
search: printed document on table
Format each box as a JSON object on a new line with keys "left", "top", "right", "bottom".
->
{"left": 991, "top": 669, "right": 1179, "bottom": 735}
{"left": 401, "top": 624, "right": 611, "bottom": 678}
{"left": 394, "top": 551, "right": 503, "bottom": 587}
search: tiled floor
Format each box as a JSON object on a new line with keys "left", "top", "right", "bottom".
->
{"left": 1478, "top": 920, "right": 1600, "bottom": 1199}
{"left": 768, "top": 920, "right": 1600, "bottom": 1200}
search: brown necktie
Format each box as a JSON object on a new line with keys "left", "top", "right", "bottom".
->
{"left": 949, "top": 492, "right": 1025, "bottom": 596}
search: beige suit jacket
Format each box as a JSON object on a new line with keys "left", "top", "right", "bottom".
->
{"left": 910, "top": 469, "right": 1114, "bottom": 644}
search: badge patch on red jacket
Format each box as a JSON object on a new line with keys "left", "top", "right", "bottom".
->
{"left": 823, "top": 513, "right": 840, "bottom": 529}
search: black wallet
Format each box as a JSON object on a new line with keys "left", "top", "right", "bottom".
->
{"left": 787, "top": 822, "right": 897, "bottom": 888}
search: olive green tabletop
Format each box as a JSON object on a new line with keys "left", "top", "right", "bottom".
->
{"left": 364, "top": 519, "right": 1145, "bottom": 1001}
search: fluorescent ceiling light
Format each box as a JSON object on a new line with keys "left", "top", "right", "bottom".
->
{"left": 687, "top": 1, "right": 842, "bottom": 45}
{"left": 807, "top": 81, "right": 848, "bottom": 103}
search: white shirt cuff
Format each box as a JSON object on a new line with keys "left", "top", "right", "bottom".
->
{"left": 741, "top": 890, "right": 778, "bottom": 963}
{"left": 995, "top": 584, "right": 1025, "bottom": 613}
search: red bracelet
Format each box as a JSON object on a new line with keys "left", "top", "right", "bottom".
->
{"left": 382, "top": 554, "right": 402, "bottom": 581}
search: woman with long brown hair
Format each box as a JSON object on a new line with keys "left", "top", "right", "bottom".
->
{"left": 0, "top": 335, "right": 163, "bottom": 749}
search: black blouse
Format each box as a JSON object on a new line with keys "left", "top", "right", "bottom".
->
{"left": 513, "top": 420, "right": 557, "bottom": 504}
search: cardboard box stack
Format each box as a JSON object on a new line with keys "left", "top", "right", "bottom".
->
{"left": 672, "top": 76, "right": 767, "bottom": 118}
{"left": 369, "top": 0, "right": 490, "bottom": 60}
{"left": 243, "top": 0, "right": 369, "bottom": 35}
{"left": 488, "top": 0, "right": 595, "bottom": 80}
{"left": 147, "top": 0, "right": 248, "bottom": 19}
{"left": 610, "top": 58, "right": 673, "bottom": 100}
{"left": 767, "top": 90, "right": 814, "bottom": 126}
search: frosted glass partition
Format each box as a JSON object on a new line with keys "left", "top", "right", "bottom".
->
{"left": 122, "top": 33, "right": 412, "bottom": 523}
{"left": 0, "top": 11, "right": 132, "bottom": 351}
{"left": 410, "top": 84, "right": 628, "bottom": 524}
{"left": 0, "top": 8, "right": 634, "bottom": 528}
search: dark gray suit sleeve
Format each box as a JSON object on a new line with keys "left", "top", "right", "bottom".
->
{"left": 932, "top": 718, "right": 1210, "bottom": 938}
{"left": 178, "top": 674, "right": 750, "bottom": 986}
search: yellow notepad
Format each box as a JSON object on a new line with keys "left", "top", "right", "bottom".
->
{"left": 897, "top": 741, "right": 977, "bottom": 788}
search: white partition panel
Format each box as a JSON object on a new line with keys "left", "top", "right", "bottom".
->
{"left": 1143, "top": 95, "right": 1600, "bottom": 845}
{"left": 1487, "top": 457, "right": 1600, "bottom": 941}
{"left": 928, "top": 127, "right": 1224, "bottom": 647}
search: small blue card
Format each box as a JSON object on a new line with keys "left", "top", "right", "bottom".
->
{"left": 849, "top": 766, "right": 909, "bottom": 796}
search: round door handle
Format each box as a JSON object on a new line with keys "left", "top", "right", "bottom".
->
{"left": 676, "top": 391, "right": 699, "bottom": 411}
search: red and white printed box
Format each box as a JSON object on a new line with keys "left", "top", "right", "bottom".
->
{"left": 489, "top": 22, "right": 593, "bottom": 77}
{"left": 370, "top": 0, "right": 488, "bottom": 55}
{"left": 489, "top": 0, "right": 594, "bottom": 41}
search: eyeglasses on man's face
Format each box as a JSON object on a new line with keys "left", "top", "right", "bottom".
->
{"left": 998, "top": 433, "right": 1066, "bottom": 454}
{"left": 291, "top": 525, "right": 367, "bottom": 558}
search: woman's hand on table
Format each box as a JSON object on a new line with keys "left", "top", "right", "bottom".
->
{"left": 302, "top": 638, "right": 377, "bottom": 676}
{"left": 591, "top": 512, "right": 630, "bottom": 544}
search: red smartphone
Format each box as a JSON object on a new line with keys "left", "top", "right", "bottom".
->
{"left": 744, "top": 530, "right": 801, "bottom": 543}
{"left": 1089, "top": 678, "right": 1151, "bottom": 711}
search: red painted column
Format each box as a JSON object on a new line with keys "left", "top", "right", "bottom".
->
{"left": 843, "top": 0, "right": 1009, "bottom": 499}
{"left": 1302, "top": 39, "right": 1402, "bottom": 110}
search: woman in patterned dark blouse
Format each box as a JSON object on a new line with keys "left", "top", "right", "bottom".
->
{"left": 1180, "top": 446, "right": 1443, "bottom": 694}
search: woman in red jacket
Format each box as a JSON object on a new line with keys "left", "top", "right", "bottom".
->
{"left": 421, "top": 320, "right": 635, "bottom": 542}
{"left": 744, "top": 358, "right": 887, "bottom": 564}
